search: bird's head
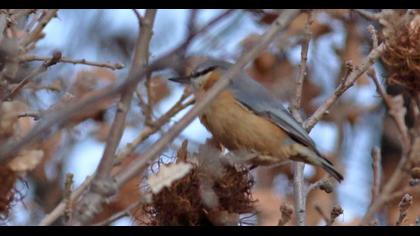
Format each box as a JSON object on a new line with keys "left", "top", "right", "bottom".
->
{"left": 169, "top": 59, "right": 232, "bottom": 91}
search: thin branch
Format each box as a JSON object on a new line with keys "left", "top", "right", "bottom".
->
{"left": 114, "top": 9, "right": 301, "bottom": 189}
{"left": 75, "top": 9, "right": 157, "bottom": 225}
{"left": 19, "top": 55, "right": 125, "bottom": 70}
{"left": 291, "top": 11, "right": 312, "bottom": 123}
{"left": 360, "top": 75, "right": 417, "bottom": 225}
{"left": 278, "top": 203, "right": 293, "bottom": 226}
{"left": 63, "top": 173, "right": 74, "bottom": 225}
{"left": 293, "top": 163, "right": 305, "bottom": 226}
{"left": 303, "top": 42, "right": 387, "bottom": 131}
{"left": 20, "top": 9, "right": 58, "bottom": 47}
{"left": 92, "top": 196, "right": 149, "bottom": 226}
{"left": 290, "top": 11, "right": 313, "bottom": 226}
{"left": 2, "top": 51, "right": 62, "bottom": 101}
{"left": 306, "top": 177, "right": 334, "bottom": 196}
{"left": 115, "top": 94, "right": 194, "bottom": 165}
{"left": 352, "top": 9, "right": 380, "bottom": 21}
{"left": 396, "top": 193, "right": 413, "bottom": 226}
{"left": 39, "top": 176, "right": 93, "bottom": 226}
{"left": 369, "top": 70, "right": 410, "bottom": 148}
{"left": 314, "top": 205, "right": 329, "bottom": 225}
{"left": 370, "top": 146, "right": 382, "bottom": 203}
{"left": 329, "top": 205, "right": 343, "bottom": 226}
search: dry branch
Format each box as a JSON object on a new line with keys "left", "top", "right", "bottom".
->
{"left": 74, "top": 9, "right": 157, "bottom": 224}
{"left": 19, "top": 55, "right": 125, "bottom": 70}
{"left": 290, "top": 11, "right": 313, "bottom": 226}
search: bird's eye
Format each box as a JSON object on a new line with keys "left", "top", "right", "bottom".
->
{"left": 192, "top": 66, "right": 217, "bottom": 78}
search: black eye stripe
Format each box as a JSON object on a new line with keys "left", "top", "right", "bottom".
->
{"left": 191, "top": 66, "right": 217, "bottom": 78}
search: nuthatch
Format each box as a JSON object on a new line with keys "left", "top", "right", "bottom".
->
{"left": 169, "top": 59, "right": 343, "bottom": 182}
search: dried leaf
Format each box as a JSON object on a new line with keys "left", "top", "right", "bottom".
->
{"left": 8, "top": 149, "right": 44, "bottom": 172}
{"left": 147, "top": 162, "right": 193, "bottom": 194}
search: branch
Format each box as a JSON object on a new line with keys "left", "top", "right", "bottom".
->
{"left": 114, "top": 9, "right": 301, "bottom": 190}
{"left": 74, "top": 9, "right": 157, "bottom": 225}
{"left": 92, "top": 199, "right": 143, "bottom": 226}
{"left": 360, "top": 69, "right": 417, "bottom": 224}
{"left": 39, "top": 176, "right": 93, "bottom": 226}
{"left": 2, "top": 51, "right": 62, "bottom": 101}
{"left": 19, "top": 55, "right": 125, "bottom": 70}
{"left": 277, "top": 203, "right": 293, "bottom": 226}
{"left": 303, "top": 42, "right": 387, "bottom": 131}
{"left": 370, "top": 146, "right": 382, "bottom": 203}
{"left": 115, "top": 92, "right": 194, "bottom": 165}
{"left": 291, "top": 11, "right": 312, "bottom": 123}
{"left": 290, "top": 11, "right": 313, "bottom": 226}
{"left": 20, "top": 9, "right": 58, "bottom": 47}
{"left": 352, "top": 9, "right": 380, "bottom": 21}
{"left": 395, "top": 193, "right": 413, "bottom": 226}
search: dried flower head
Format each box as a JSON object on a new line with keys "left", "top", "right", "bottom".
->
{"left": 380, "top": 10, "right": 420, "bottom": 95}
{"left": 142, "top": 144, "right": 255, "bottom": 226}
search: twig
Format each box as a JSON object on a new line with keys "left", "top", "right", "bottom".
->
{"left": 369, "top": 70, "right": 410, "bottom": 148}
{"left": 278, "top": 203, "right": 293, "bottom": 226}
{"left": 314, "top": 204, "right": 343, "bottom": 226}
{"left": 314, "top": 205, "right": 329, "bottom": 225}
{"left": 329, "top": 205, "right": 343, "bottom": 226}
{"left": 291, "top": 11, "right": 312, "bottom": 123}
{"left": 293, "top": 163, "right": 305, "bottom": 226}
{"left": 113, "top": 9, "right": 301, "bottom": 190}
{"left": 2, "top": 51, "right": 62, "bottom": 101}
{"left": 361, "top": 36, "right": 415, "bottom": 225}
{"left": 370, "top": 146, "right": 382, "bottom": 203}
{"left": 352, "top": 9, "right": 380, "bottom": 21}
{"left": 114, "top": 94, "right": 194, "bottom": 165}
{"left": 92, "top": 197, "right": 147, "bottom": 226}
{"left": 75, "top": 9, "right": 157, "bottom": 225}
{"left": 367, "top": 25, "right": 378, "bottom": 49}
{"left": 19, "top": 55, "right": 125, "bottom": 70}
{"left": 303, "top": 42, "right": 387, "bottom": 131}
{"left": 63, "top": 173, "right": 74, "bottom": 225}
{"left": 306, "top": 177, "right": 334, "bottom": 196}
{"left": 39, "top": 176, "right": 93, "bottom": 226}
{"left": 290, "top": 11, "right": 313, "bottom": 226}
{"left": 20, "top": 9, "right": 58, "bottom": 47}
{"left": 396, "top": 193, "right": 413, "bottom": 226}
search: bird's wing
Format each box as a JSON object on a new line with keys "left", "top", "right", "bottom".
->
{"left": 229, "top": 72, "right": 320, "bottom": 154}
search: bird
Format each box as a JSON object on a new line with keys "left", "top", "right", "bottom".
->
{"left": 169, "top": 59, "right": 343, "bottom": 182}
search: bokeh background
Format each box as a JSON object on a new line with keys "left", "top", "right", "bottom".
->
{"left": 1, "top": 9, "right": 418, "bottom": 226}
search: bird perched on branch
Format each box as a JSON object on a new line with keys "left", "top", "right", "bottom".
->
{"left": 169, "top": 59, "right": 343, "bottom": 182}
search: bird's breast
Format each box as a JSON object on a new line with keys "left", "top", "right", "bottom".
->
{"left": 199, "top": 90, "right": 291, "bottom": 163}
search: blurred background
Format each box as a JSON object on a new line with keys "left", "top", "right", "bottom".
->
{"left": 0, "top": 9, "right": 418, "bottom": 226}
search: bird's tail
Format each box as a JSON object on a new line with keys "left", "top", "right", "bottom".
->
{"left": 291, "top": 144, "right": 343, "bottom": 182}
{"left": 318, "top": 157, "right": 343, "bottom": 182}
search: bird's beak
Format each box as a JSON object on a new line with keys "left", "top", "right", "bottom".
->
{"left": 168, "top": 76, "right": 191, "bottom": 84}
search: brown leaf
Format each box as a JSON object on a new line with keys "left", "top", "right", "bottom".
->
{"left": 147, "top": 162, "right": 193, "bottom": 194}
{"left": 8, "top": 149, "right": 44, "bottom": 172}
